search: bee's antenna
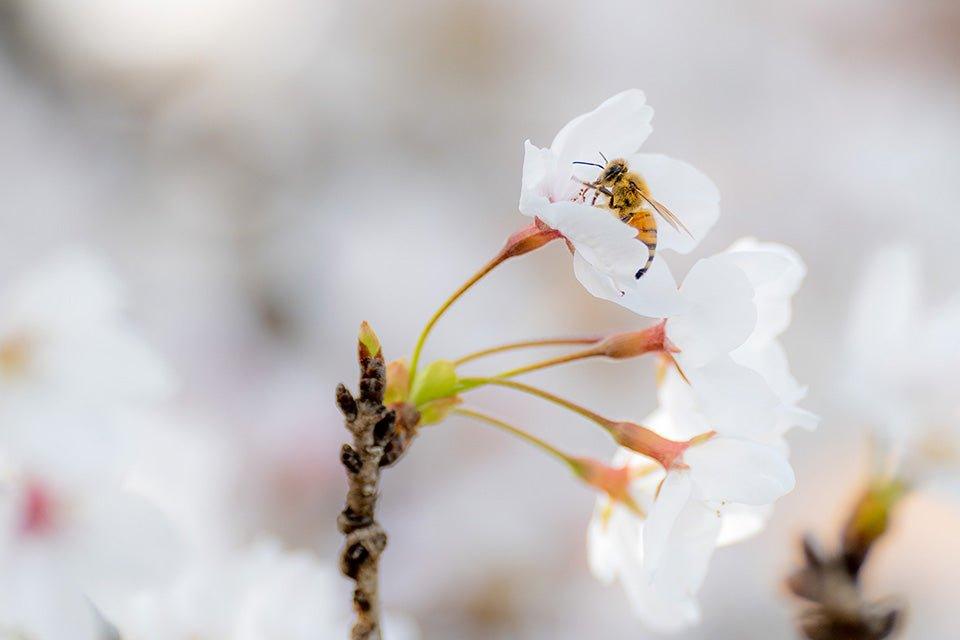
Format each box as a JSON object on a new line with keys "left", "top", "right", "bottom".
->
{"left": 572, "top": 161, "right": 604, "bottom": 169}
{"left": 598, "top": 151, "right": 608, "bottom": 163}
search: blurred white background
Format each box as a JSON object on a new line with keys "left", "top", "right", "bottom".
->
{"left": 0, "top": 0, "right": 958, "bottom": 637}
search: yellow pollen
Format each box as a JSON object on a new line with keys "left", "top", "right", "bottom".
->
{"left": 0, "top": 334, "right": 32, "bottom": 377}
{"left": 599, "top": 499, "right": 615, "bottom": 528}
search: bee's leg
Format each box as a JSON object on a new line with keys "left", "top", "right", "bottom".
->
{"left": 635, "top": 238, "right": 657, "bottom": 279}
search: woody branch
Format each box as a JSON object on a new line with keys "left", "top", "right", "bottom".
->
{"left": 335, "top": 326, "right": 418, "bottom": 640}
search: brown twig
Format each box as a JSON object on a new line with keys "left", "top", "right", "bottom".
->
{"left": 336, "top": 325, "right": 419, "bottom": 640}
{"left": 786, "top": 482, "right": 906, "bottom": 640}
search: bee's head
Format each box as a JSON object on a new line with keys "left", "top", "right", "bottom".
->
{"left": 572, "top": 155, "right": 628, "bottom": 184}
{"left": 598, "top": 158, "right": 628, "bottom": 183}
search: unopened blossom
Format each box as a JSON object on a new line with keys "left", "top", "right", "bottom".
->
{"left": 842, "top": 247, "right": 960, "bottom": 487}
{"left": 110, "top": 540, "right": 420, "bottom": 640}
{"left": 0, "top": 250, "right": 175, "bottom": 412}
{"left": 588, "top": 408, "right": 794, "bottom": 632}
{"left": 519, "top": 90, "right": 720, "bottom": 317}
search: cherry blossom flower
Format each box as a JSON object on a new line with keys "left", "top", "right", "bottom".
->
{"left": 110, "top": 540, "right": 420, "bottom": 640}
{"left": 0, "top": 250, "right": 191, "bottom": 639}
{"left": 583, "top": 239, "right": 811, "bottom": 631}
{"left": 842, "top": 247, "right": 960, "bottom": 487}
{"left": 587, "top": 409, "right": 794, "bottom": 631}
{"left": 519, "top": 90, "right": 720, "bottom": 317}
{"left": 0, "top": 419, "right": 182, "bottom": 640}
{"left": 0, "top": 250, "right": 175, "bottom": 412}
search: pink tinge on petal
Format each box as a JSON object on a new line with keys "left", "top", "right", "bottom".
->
{"left": 19, "top": 479, "right": 59, "bottom": 537}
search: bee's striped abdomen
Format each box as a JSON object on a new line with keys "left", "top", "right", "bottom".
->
{"left": 626, "top": 210, "right": 657, "bottom": 279}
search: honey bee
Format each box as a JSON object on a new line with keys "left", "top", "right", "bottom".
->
{"left": 574, "top": 156, "right": 692, "bottom": 279}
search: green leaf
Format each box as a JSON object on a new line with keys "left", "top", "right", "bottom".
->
{"left": 410, "top": 359, "right": 459, "bottom": 406}
{"left": 418, "top": 396, "right": 462, "bottom": 426}
{"left": 358, "top": 321, "right": 381, "bottom": 358}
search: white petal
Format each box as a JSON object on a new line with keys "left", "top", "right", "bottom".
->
{"left": 1, "top": 249, "right": 122, "bottom": 332}
{"left": 0, "top": 555, "right": 101, "bottom": 640}
{"left": 643, "top": 497, "right": 720, "bottom": 603}
{"left": 652, "top": 373, "right": 712, "bottom": 441}
{"left": 587, "top": 501, "right": 639, "bottom": 586}
{"left": 642, "top": 470, "right": 692, "bottom": 578}
{"left": 913, "top": 294, "right": 960, "bottom": 387}
{"left": 686, "top": 437, "right": 795, "bottom": 505}
{"left": 518, "top": 140, "right": 557, "bottom": 215}
{"left": 840, "top": 247, "right": 925, "bottom": 439}
{"left": 616, "top": 256, "right": 682, "bottom": 318}
{"left": 626, "top": 154, "right": 720, "bottom": 255}
{"left": 543, "top": 201, "right": 647, "bottom": 284}
{"left": 73, "top": 488, "right": 184, "bottom": 602}
{"left": 731, "top": 339, "right": 819, "bottom": 435}
{"left": 726, "top": 238, "right": 805, "bottom": 294}
{"left": 779, "top": 406, "right": 820, "bottom": 432}
{"left": 716, "top": 503, "right": 772, "bottom": 547}
{"left": 845, "top": 246, "right": 919, "bottom": 372}
{"left": 619, "top": 568, "right": 701, "bottom": 633}
{"left": 669, "top": 255, "right": 756, "bottom": 367}
{"left": 551, "top": 90, "right": 654, "bottom": 167}
{"left": 731, "top": 340, "right": 804, "bottom": 404}
{"left": 686, "top": 356, "right": 781, "bottom": 440}
{"left": 573, "top": 250, "right": 624, "bottom": 302}
{"left": 725, "top": 239, "right": 806, "bottom": 343}
{"left": 36, "top": 328, "right": 176, "bottom": 404}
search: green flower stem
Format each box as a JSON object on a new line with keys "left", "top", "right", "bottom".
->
{"left": 408, "top": 254, "right": 505, "bottom": 385}
{"left": 457, "top": 376, "right": 703, "bottom": 469}
{"left": 407, "top": 224, "right": 560, "bottom": 384}
{"left": 479, "top": 345, "right": 608, "bottom": 381}
{"left": 453, "top": 407, "right": 580, "bottom": 473}
{"left": 453, "top": 336, "right": 604, "bottom": 367}
{"left": 459, "top": 376, "right": 615, "bottom": 430}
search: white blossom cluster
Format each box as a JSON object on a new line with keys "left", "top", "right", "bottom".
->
{"left": 0, "top": 251, "right": 418, "bottom": 640}
{"left": 520, "top": 91, "right": 816, "bottom": 632}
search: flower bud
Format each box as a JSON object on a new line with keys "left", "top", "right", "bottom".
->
{"left": 357, "top": 321, "right": 381, "bottom": 362}
{"left": 571, "top": 457, "right": 643, "bottom": 515}
{"left": 384, "top": 359, "right": 411, "bottom": 405}
{"left": 608, "top": 421, "right": 688, "bottom": 469}
{"left": 598, "top": 321, "right": 669, "bottom": 360}
{"left": 500, "top": 223, "right": 562, "bottom": 259}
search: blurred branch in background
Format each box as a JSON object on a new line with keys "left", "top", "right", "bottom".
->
{"left": 787, "top": 480, "right": 906, "bottom": 640}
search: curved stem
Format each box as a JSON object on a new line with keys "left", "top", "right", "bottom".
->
{"left": 459, "top": 376, "right": 615, "bottom": 430}
{"left": 408, "top": 253, "right": 505, "bottom": 383}
{"left": 489, "top": 345, "right": 607, "bottom": 380}
{"left": 453, "top": 407, "right": 578, "bottom": 471}
{"left": 459, "top": 376, "right": 698, "bottom": 468}
{"left": 408, "top": 224, "right": 561, "bottom": 383}
{"left": 454, "top": 336, "right": 604, "bottom": 367}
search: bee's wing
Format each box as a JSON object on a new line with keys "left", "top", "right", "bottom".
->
{"left": 641, "top": 193, "right": 694, "bottom": 239}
